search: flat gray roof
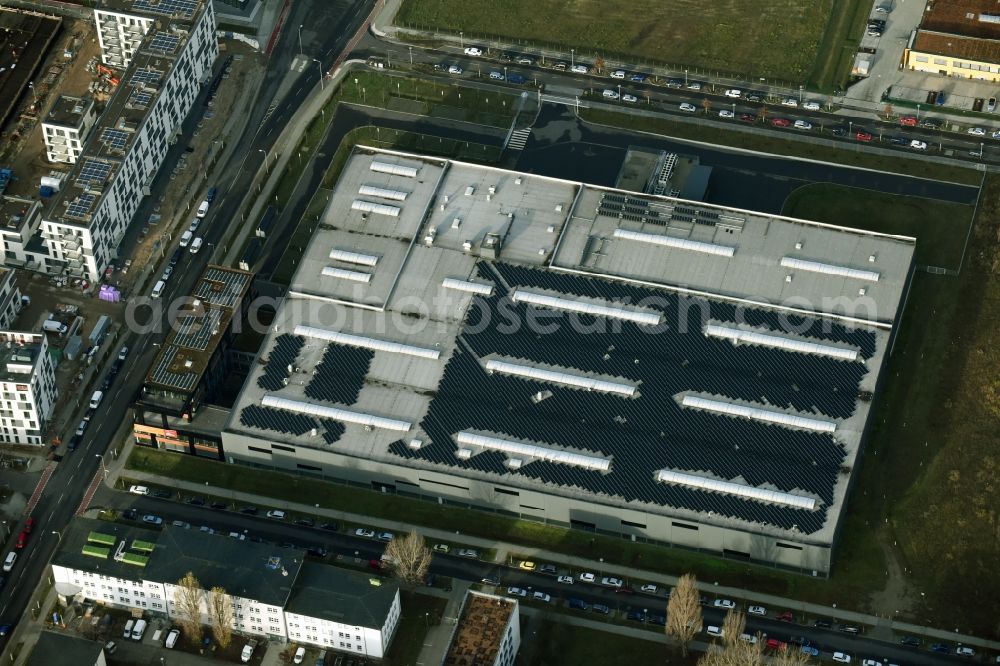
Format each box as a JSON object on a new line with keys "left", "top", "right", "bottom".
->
{"left": 224, "top": 147, "right": 914, "bottom": 543}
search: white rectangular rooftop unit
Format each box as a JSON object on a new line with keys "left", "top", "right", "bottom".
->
{"left": 351, "top": 200, "right": 400, "bottom": 218}
{"left": 329, "top": 249, "right": 379, "bottom": 267}
{"left": 704, "top": 324, "right": 859, "bottom": 362}
{"left": 485, "top": 359, "right": 636, "bottom": 397}
{"left": 441, "top": 277, "right": 494, "bottom": 297}
{"left": 358, "top": 184, "right": 408, "bottom": 202}
{"left": 780, "top": 257, "right": 880, "bottom": 282}
{"left": 655, "top": 469, "right": 817, "bottom": 510}
{"left": 613, "top": 228, "right": 735, "bottom": 258}
{"left": 321, "top": 266, "right": 372, "bottom": 283}
{"left": 294, "top": 324, "right": 441, "bottom": 360}
{"left": 681, "top": 394, "right": 836, "bottom": 433}
{"left": 369, "top": 161, "right": 418, "bottom": 178}
{"left": 510, "top": 290, "right": 662, "bottom": 326}
{"left": 262, "top": 394, "right": 412, "bottom": 432}
{"left": 456, "top": 431, "right": 610, "bottom": 472}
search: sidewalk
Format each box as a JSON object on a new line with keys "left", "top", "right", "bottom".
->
{"left": 106, "top": 438, "right": 1000, "bottom": 653}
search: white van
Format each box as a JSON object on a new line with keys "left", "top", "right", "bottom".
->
{"left": 131, "top": 619, "right": 147, "bottom": 640}
{"left": 122, "top": 619, "right": 134, "bottom": 638}
{"left": 179, "top": 230, "right": 193, "bottom": 247}
{"left": 89, "top": 391, "right": 103, "bottom": 409}
{"left": 706, "top": 625, "right": 723, "bottom": 637}
{"left": 151, "top": 280, "right": 165, "bottom": 299}
{"left": 2, "top": 552, "right": 15, "bottom": 572}
{"left": 196, "top": 200, "right": 209, "bottom": 218}
{"left": 41, "top": 319, "right": 68, "bottom": 335}
{"left": 165, "top": 628, "right": 180, "bottom": 648}
{"left": 602, "top": 89, "right": 619, "bottom": 100}
{"left": 189, "top": 237, "right": 203, "bottom": 254}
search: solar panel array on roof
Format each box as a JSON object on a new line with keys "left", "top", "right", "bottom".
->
{"left": 147, "top": 32, "right": 181, "bottom": 54}
{"left": 65, "top": 193, "right": 96, "bottom": 220}
{"left": 149, "top": 346, "right": 198, "bottom": 391}
{"left": 130, "top": 69, "right": 162, "bottom": 87}
{"left": 173, "top": 309, "right": 222, "bottom": 351}
{"left": 388, "top": 261, "right": 877, "bottom": 532}
{"left": 305, "top": 344, "right": 373, "bottom": 405}
{"left": 257, "top": 334, "right": 304, "bottom": 391}
{"left": 130, "top": 90, "right": 152, "bottom": 107}
{"left": 194, "top": 269, "right": 251, "bottom": 308}
{"left": 100, "top": 128, "right": 129, "bottom": 151}
{"left": 76, "top": 159, "right": 112, "bottom": 188}
{"left": 133, "top": 0, "right": 197, "bottom": 19}
{"left": 238, "top": 405, "right": 345, "bottom": 446}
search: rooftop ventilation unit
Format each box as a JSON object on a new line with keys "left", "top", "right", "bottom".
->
{"left": 485, "top": 359, "right": 636, "bottom": 397}
{"left": 511, "top": 290, "right": 662, "bottom": 326}
{"left": 456, "top": 448, "right": 473, "bottom": 460}
{"left": 370, "top": 161, "right": 418, "bottom": 178}
{"left": 358, "top": 184, "right": 408, "bottom": 201}
{"left": 351, "top": 200, "right": 400, "bottom": 218}
{"left": 329, "top": 249, "right": 379, "bottom": 267}
{"left": 408, "top": 438, "right": 423, "bottom": 450}
{"left": 442, "top": 278, "right": 494, "bottom": 296}
{"left": 681, "top": 395, "right": 836, "bottom": 433}
{"left": 613, "top": 228, "right": 735, "bottom": 258}
{"left": 321, "top": 267, "right": 372, "bottom": 283}
{"left": 262, "top": 394, "right": 412, "bottom": 432}
{"left": 655, "top": 469, "right": 817, "bottom": 510}
{"left": 294, "top": 324, "right": 440, "bottom": 360}
{"left": 457, "top": 431, "right": 611, "bottom": 472}
{"left": 704, "top": 324, "right": 859, "bottom": 361}
{"left": 779, "top": 257, "right": 880, "bottom": 282}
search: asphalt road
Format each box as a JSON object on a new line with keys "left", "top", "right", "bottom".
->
{"left": 94, "top": 488, "right": 966, "bottom": 666}
{"left": 0, "top": 0, "right": 376, "bottom": 652}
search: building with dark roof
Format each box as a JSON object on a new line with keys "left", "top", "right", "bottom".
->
{"left": 220, "top": 148, "right": 916, "bottom": 575}
{"left": 905, "top": 0, "right": 1000, "bottom": 82}
{"left": 26, "top": 632, "right": 106, "bottom": 666}
{"left": 284, "top": 562, "right": 400, "bottom": 659}
{"left": 134, "top": 265, "right": 254, "bottom": 459}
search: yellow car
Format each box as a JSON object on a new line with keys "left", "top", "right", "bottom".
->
{"left": 519, "top": 560, "right": 536, "bottom": 571}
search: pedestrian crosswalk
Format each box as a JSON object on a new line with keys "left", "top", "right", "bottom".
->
{"left": 507, "top": 128, "right": 531, "bottom": 151}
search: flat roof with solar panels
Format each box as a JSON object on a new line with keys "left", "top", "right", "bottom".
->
{"left": 223, "top": 147, "right": 916, "bottom": 569}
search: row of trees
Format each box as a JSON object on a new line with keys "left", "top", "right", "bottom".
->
{"left": 667, "top": 573, "right": 812, "bottom": 665}
{"left": 174, "top": 571, "right": 234, "bottom": 647}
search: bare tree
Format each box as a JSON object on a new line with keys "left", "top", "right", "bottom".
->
{"left": 666, "top": 573, "right": 702, "bottom": 656}
{"left": 701, "top": 97, "right": 712, "bottom": 115}
{"left": 209, "top": 586, "right": 234, "bottom": 648}
{"left": 721, "top": 610, "right": 745, "bottom": 648}
{"left": 773, "top": 646, "right": 812, "bottom": 666}
{"left": 173, "top": 571, "right": 203, "bottom": 644}
{"left": 882, "top": 103, "right": 894, "bottom": 120}
{"left": 383, "top": 530, "right": 432, "bottom": 585}
{"left": 594, "top": 55, "right": 605, "bottom": 74}
{"left": 697, "top": 611, "right": 764, "bottom": 666}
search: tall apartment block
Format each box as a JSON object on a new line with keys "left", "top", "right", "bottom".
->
{"left": 0, "top": 330, "right": 57, "bottom": 445}
{"left": 42, "top": 96, "right": 97, "bottom": 164}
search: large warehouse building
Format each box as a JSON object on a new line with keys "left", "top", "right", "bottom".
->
{"left": 221, "top": 147, "right": 916, "bottom": 574}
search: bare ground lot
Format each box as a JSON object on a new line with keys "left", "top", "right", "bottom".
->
{"left": 396, "top": 0, "right": 837, "bottom": 85}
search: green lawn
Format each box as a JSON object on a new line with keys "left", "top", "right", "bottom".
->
{"left": 524, "top": 618, "right": 693, "bottom": 666}
{"left": 579, "top": 107, "right": 982, "bottom": 186}
{"left": 782, "top": 183, "right": 976, "bottom": 268}
{"left": 397, "top": 0, "right": 834, "bottom": 85}
{"left": 385, "top": 591, "right": 447, "bottom": 665}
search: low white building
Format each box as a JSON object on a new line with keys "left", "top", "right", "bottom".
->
{"left": 443, "top": 591, "right": 520, "bottom": 666}
{"left": 51, "top": 520, "right": 402, "bottom": 653}
{"left": 0, "top": 329, "right": 57, "bottom": 446}
{"left": 41, "top": 96, "right": 97, "bottom": 164}
{"left": 284, "top": 562, "right": 401, "bottom": 659}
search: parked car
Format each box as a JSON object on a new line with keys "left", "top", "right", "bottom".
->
{"left": 686, "top": 81, "right": 702, "bottom": 90}
{"left": 747, "top": 605, "right": 766, "bottom": 615}
{"left": 240, "top": 641, "right": 256, "bottom": 663}
{"left": 832, "top": 652, "right": 852, "bottom": 663}
{"left": 557, "top": 575, "right": 574, "bottom": 584}
{"left": 610, "top": 69, "right": 626, "bottom": 79}
{"left": 319, "top": 521, "right": 338, "bottom": 531}
{"left": 457, "top": 548, "right": 479, "bottom": 558}
{"left": 601, "top": 576, "right": 623, "bottom": 588}
{"left": 152, "top": 490, "right": 172, "bottom": 499}
{"left": 294, "top": 517, "right": 315, "bottom": 527}
{"left": 622, "top": 94, "right": 638, "bottom": 103}
{"left": 489, "top": 71, "right": 504, "bottom": 80}
{"left": 640, "top": 584, "right": 657, "bottom": 593}
{"left": 724, "top": 89, "right": 741, "bottom": 98}
{"left": 739, "top": 113, "right": 756, "bottom": 122}
{"left": 570, "top": 64, "right": 589, "bottom": 74}
{"left": 539, "top": 564, "right": 557, "bottom": 575}
{"left": 766, "top": 638, "right": 787, "bottom": 650}
{"left": 463, "top": 47, "right": 483, "bottom": 57}
{"left": 956, "top": 647, "right": 976, "bottom": 657}
{"left": 968, "top": 127, "right": 987, "bottom": 136}
{"left": 630, "top": 73, "right": 646, "bottom": 82}
{"left": 802, "top": 101, "right": 821, "bottom": 111}
{"left": 706, "top": 625, "right": 723, "bottom": 637}
{"left": 679, "top": 102, "right": 697, "bottom": 113}
{"left": 293, "top": 646, "right": 306, "bottom": 664}
{"left": 856, "top": 131, "right": 873, "bottom": 142}
{"left": 377, "top": 531, "right": 394, "bottom": 542}
{"left": 128, "top": 485, "right": 149, "bottom": 496}
{"left": 578, "top": 572, "right": 596, "bottom": 583}
{"left": 519, "top": 560, "right": 536, "bottom": 571}
{"left": 75, "top": 420, "right": 87, "bottom": 437}
{"left": 515, "top": 56, "right": 534, "bottom": 65}
{"left": 714, "top": 599, "right": 736, "bottom": 609}
{"left": 930, "top": 643, "right": 951, "bottom": 654}
{"left": 355, "top": 528, "right": 375, "bottom": 538}
{"left": 781, "top": 98, "right": 798, "bottom": 107}
{"left": 506, "top": 587, "right": 527, "bottom": 598}
{"left": 602, "top": 89, "right": 620, "bottom": 100}
{"left": 591, "top": 603, "right": 610, "bottom": 614}
{"left": 910, "top": 140, "right": 928, "bottom": 150}
{"left": 771, "top": 117, "right": 791, "bottom": 128}
{"left": 141, "top": 514, "right": 162, "bottom": 525}
{"left": 265, "top": 510, "right": 285, "bottom": 520}
{"left": 801, "top": 646, "right": 820, "bottom": 657}
{"left": 899, "top": 115, "right": 918, "bottom": 126}
{"left": 240, "top": 506, "right": 258, "bottom": 515}
{"left": 719, "top": 109, "right": 734, "bottom": 119}
{"left": 532, "top": 591, "right": 551, "bottom": 603}
{"left": 447, "top": 64, "right": 463, "bottom": 75}
{"left": 568, "top": 598, "right": 589, "bottom": 610}
{"left": 432, "top": 544, "right": 450, "bottom": 553}
{"left": 793, "top": 119, "right": 812, "bottom": 130}
{"left": 899, "top": 636, "right": 921, "bottom": 647}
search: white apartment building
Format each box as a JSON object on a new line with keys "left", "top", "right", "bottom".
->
{"left": 284, "top": 562, "right": 401, "bottom": 659}
{"left": 0, "top": 197, "right": 47, "bottom": 271}
{"left": 51, "top": 520, "right": 402, "bottom": 652}
{"left": 0, "top": 269, "right": 23, "bottom": 330}
{"left": 443, "top": 591, "right": 520, "bottom": 666}
{"left": 0, "top": 330, "right": 57, "bottom": 446}
{"left": 42, "top": 96, "right": 97, "bottom": 164}
{"left": 38, "top": 0, "right": 217, "bottom": 281}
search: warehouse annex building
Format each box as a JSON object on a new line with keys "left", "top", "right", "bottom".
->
{"left": 221, "top": 147, "right": 916, "bottom": 574}
{"left": 904, "top": 0, "right": 1000, "bottom": 81}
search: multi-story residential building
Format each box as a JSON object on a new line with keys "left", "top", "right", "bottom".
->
{"left": 284, "top": 562, "right": 401, "bottom": 658}
{"left": 42, "top": 95, "right": 98, "bottom": 164}
{"left": 0, "top": 269, "right": 23, "bottom": 330}
{"left": 0, "top": 196, "right": 47, "bottom": 271}
{"left": 221, "top": 147, "right": 917, "bottom": 575}
{"left": 0, "top": 330, "right": 57, "bottom": 445}
{"left": 51, "top": 519, "right": 402, "bottom": 651}
{"left": 37, "top": 0, "right": 217, "bottom": 281}
{"left": 443, "top": 591, "right": 520, "bottom": 666}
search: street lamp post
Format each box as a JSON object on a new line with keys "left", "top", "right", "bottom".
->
{"left": 571, "top": 48, "right": 575, "bottom": 69}
{"left": 684, "top": 69, "right": 688, "bottom": 87}
{"left": 94, "top": 453, "right": 107, "bottom": 479}
{"left": 313, "top": 59, "right": 324, "bottom": 91}
{"left": 51, "top": 530, "right": 62, "bottom": 545}
{"left": 460, "top": 31, "right": 464, "bottom": 49}
{"left": 297, "top": 24, "right": 303, "bottom": 57}
{"left": 799, "top": 84, "right": 804, "bottom": 103}
{"left": 258, "top": 149, "right": 270, "bottom": 174}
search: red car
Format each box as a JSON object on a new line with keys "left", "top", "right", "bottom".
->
{"left": 856, "top": 131, "right": 873, "bottom": 142}
{"left": 771, "top": 117, "right": 791, "bottom": 128}
{"left": 23, "top": 517, "right": 33, "bottom": 534}
{"left": 766, "top": 638, "right": 787, "bottom": 651}
{"left": 739, "top": 113, "right": 756, "bottom": 122}
{"left": 15, "top": 530, "right": 27, "bottom": 550}
{"left": 899, "top": 115, "right": 918, "bottom": 126}
{"left": 367, "top": 559, "right": 383, "bottom": 570}
{"left": 777, "top": 610, "right": 794, "bottom": 622}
